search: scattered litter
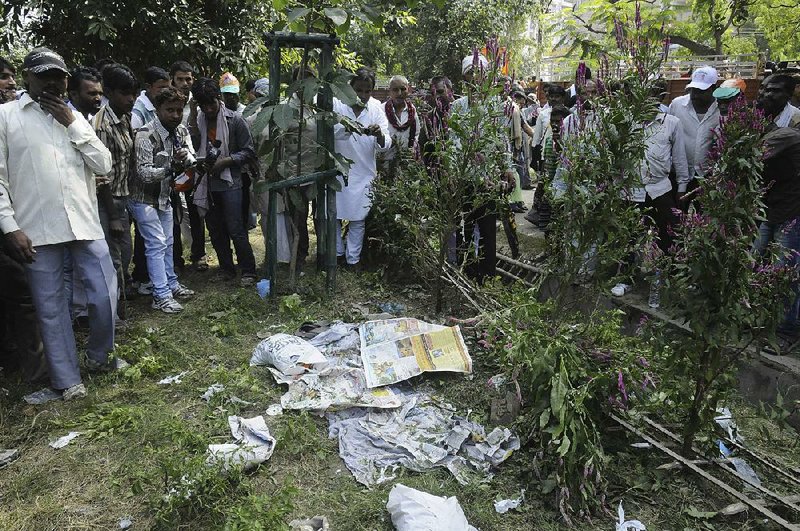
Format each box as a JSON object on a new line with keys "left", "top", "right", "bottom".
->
{"left": 386, "top": 484, "right": 477, "bottom": 531}
{"left": 158, "top": 372, "right": 188, "bottom": 385}
{"left": 207, "top": 415, "right": 276, "bottom": 471}
{"left": 201, "top": 384, "right": 225, "bottom": 402}
{"left": 714, "top": 407, "right": 744, "bottom": 444}
{"left": 265, "top": 404, "right": 283, "bottom": 416}
{"left": 630, "top": 442, "right": 652, "bottom": 449}
{"left": 256, "top": 279, "right": 271, "bottom": 299}
{"left": 487, "top": 374, "right": 508, "bottom": 390}
{"left": 377, "top": 302, "right": 407, "bottom": 314}
{"left": 327, "top": 395, "right": 519, "bottom": 486}
{"left": 365, "top": 312, "right": 395, "bottom": 321}
{"left": 0, "top": 448, "right": 19, "bottom": 468}
{"left": 359, "top": 318, "right": 471, "bottom": 388}
{"left": 250, "top": 334, "right": 328, "bottom": 374}
{"left": 118, "top": 517, "right": 133, "bottom": 529}
{"left": 718, "top": 441, "right": 762, "bottom": 488}
{"left": 611, "top": 283, "right": 630, "bottom": 297}
{"left": 307, "top": 322, "right": 360, "bottom": 354}
{"left": 289, "top": 516, "right": 330, "bottom": 531}
{"left": 260, "top": 326, "right": 404, "bottom": 411}
{"left": 50, "top": 431, "right": 82, "bottom": 449}
{"left": 494, "top": 490, "right": 525, "bottom": 513}
{"left": 616, "top": 501, "right": 646, "bottom": 531}
{"left": 23, "top": 387, "right": 61, "bottom": 404}
{"left": 228, "top": 396, "right": 254, "bottom": 406}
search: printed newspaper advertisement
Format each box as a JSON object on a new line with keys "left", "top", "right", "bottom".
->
{"left": 360, "top": 318, "right": 472, "bottom": 388}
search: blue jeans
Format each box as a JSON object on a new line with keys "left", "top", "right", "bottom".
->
{"left": 206, "top": 188, "right": 256, "bottom": 276}
{"left": 754, "top": 217, "right": 800, "bottom": 335}
{"left": 128, "top": 200, "right": 178, "bottom": 299}
{"left": 26, "top": 240, "right": 117, "bottom": 390}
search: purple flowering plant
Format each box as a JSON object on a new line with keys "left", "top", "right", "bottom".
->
{"left": 656, "top": 96, "right": 796, "bottom": 453}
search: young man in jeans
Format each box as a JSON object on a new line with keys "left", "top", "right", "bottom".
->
{"left": 190, "top": 77, "right": 257, "bottom": 285}
{"left": 129, "top": 87, "right": 195, "bottom": 313}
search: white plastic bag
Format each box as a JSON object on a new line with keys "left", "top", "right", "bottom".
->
{"left": 386, "top": 484, "right": 477, "bottom": 531}
{"left": 249, "top": 334, "right": 328, "bottom": 375}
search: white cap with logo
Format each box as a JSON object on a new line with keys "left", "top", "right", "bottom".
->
{"left": 686, "top": 66, "right": 719, "bottom": 91}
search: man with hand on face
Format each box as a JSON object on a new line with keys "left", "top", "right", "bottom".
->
{"left": 0, "top": 47, "right": 116, "bottom": 400}
{"left": 668, "top": 66, "right": 721, "bottom": 207}
{"left": 0, "top": 57, "right": 16, "bottom": 103}
{"left": 67, "top": 66, "right": 103, "bottom": 120}
{"left": 333, "top": 67, "right": 392, "bottom": 270}
{"left": 757, "top": 74, "right": 800, "bottom": 128}
{"left": 129, "top": 87, "right": 195, "bottom": 314}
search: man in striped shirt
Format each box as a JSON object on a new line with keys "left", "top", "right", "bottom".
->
{"left": 93, "top": 64, "right": 138, "bottom": 317}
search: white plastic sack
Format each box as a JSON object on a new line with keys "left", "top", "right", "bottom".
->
{"left": 250, "top": 334, "right": 328, "bottom": 375}
{"left": 386, "top": 484, "right": 477, "bottom": 531}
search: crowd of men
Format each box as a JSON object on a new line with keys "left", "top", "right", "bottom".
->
{"left": 0, "top": 45, "right": 799, "bottom": 400}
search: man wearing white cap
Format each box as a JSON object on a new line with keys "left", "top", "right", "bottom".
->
{"left": 0, "top": 47, "right": 117, "bottom": 400}
{"left": 668, "top": 66, "right": 720, "bottom": 205}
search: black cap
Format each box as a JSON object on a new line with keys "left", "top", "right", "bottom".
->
{"left": 22, "top": 47, "right": 69, "bottom": 75}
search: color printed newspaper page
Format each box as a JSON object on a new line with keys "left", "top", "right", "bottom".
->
{"left": 360, "top": 318, "right": 472, "bottom": 388}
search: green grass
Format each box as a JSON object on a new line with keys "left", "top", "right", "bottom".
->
{"left": 1, "top": 228, "right": 799, "bottom": 530}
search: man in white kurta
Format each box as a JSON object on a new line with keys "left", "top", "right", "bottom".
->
{"left": 0, "top": 48, "right": 116, "bottom": 399}
{"left": 333, "top": 67, "right": 391, "bottom": 266}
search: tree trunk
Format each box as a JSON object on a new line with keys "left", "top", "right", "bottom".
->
{"left": 435, "top": 232, "right": 447, "bottom": 313}
{"left": 682, "top": 349, "right": 714, "bottom": 455}
{"left": 667, "top": 35, "right": 717, "bottom": 56}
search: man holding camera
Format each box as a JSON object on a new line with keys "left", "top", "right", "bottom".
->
{"left": 129, "top": 86, "right": 195, "bottom": 313}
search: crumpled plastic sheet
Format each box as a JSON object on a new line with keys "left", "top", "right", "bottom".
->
{"left": 207, "top": 415, "right": 276, "bottom": 471}
{"left": 50, "top": 431, "right": 82, "bottom": 449}
{"left": 158, "top": 372, "right": 188, "bottom": 385}
{"left": 494, "top": 490, "right": 525, "bottom": 513}
{"left": 326, "top": 395, "right": 520, "bottom": 486}
{"left": 616, "top": 501, "right": 646, "bottom": 531}
{"left": 714, "top": 407, "right": 744, "bottom": 444}
{"left": 307, "top": 322, "right": 360, "bottom": 355}
{"left": 387, "top": 483, "right": 477, "bottom": 531}
{"left": 201, "top": 384, "right": 225, "bottom": 402}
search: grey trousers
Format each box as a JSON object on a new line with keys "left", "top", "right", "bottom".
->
{"left": 25, "top": 239, "right": 117, "bottom": 390}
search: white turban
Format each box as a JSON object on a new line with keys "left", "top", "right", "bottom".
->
{"left": 462, "top": 54, "right": 489, "bottom": 75}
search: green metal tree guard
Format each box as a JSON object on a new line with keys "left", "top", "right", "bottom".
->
{"left": 263, "top": 32, "right": 340, "bottom": 295}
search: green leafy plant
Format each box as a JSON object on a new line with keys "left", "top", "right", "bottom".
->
{"left": 483, "top": 294, "right": 662, "bottom": 521}
{"left": 661, "top": 97, "right": 796, "bottom": 453}
{"left": 547, "top": 7, "right": 666, "bottom": 289}
{"left": 223, "top": 485, "right": 298, "bottom": 531}
{"left": 372, "top": 38, "right": 513, "bottom": 311}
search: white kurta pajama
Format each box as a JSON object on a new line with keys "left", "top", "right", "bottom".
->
{"left": 333, "top": 97, "right": 391, "bottom": 264}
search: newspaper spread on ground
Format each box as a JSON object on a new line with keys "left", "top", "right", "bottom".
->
{"left": 359, "top": 319, "right": 472, "bottom": 388}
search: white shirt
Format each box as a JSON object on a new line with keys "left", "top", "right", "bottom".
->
{"left": 383, "top": 103, "right": 420, "bottom": 162}
{"left": 532, "top": 105, "right": 550, "bottom": 150}
{"left": 0, "top": 93, "right": 112, "bottom": 246}
{"left": 630, "top": 113, "right": 689, "bottom": 201}
{"left": 774, "top": 103, "right": 800, "bottom": 128}
{"left": 668, "top": 94, "right": 720, "bottom": 179}
{"left": 333, "top": 97, "right": 392, "bottom": 221}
